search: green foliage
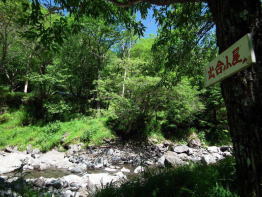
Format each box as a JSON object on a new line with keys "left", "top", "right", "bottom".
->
{"left": 80, "top": 129, "right": 92, "bottom": 143}
{"left": 43, "top": 121, "right": 61, "bottom": 134}
{"left": 94, "top": 157, "right": 238, "bottom": 197}
{"left": 210, "top": 184, "right": 238, "bottom": 197}
{"left": 197, "top": 85, "right": 231, "bottom": 145}
{"left": 0, "top": 110, "right": 114, "bottom": 151}
{"left": 43, "top": 97, "right": 72, "bottom": 122}
{"left": 0, "top": 0, "right": 229, "bottom": 146}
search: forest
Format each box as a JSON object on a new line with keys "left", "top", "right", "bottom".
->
{"left": 0, "top": 0, "right": 261, "bottom": 197}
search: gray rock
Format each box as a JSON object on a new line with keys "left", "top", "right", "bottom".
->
{"left": 62, "top": 190, "right": 74, "bottom": 197}
{"left": 104, "top": 167, "right": 117, "bottom": 172}
{"left": 45, "top": 179, "right": 62, "bottom": 189}
{"left": 69, "top": 164, "right": 86, "bottom": 174}
{"left": 172, "top": 145, "right": 189, "bottom": 154}
{"left": 107, "top": 149, "right": 114, "bottom": 155}
{"left": 145, "top": 160, "right": 154, "bottom": 165}
{"left": 94, "top": 158, "right": 104, "bottom": 168}
{"left": 32, "top": 148, "right": 41, "bottom": 155}
{"left": 120, "top": 167, "right": 130, "bottom": 173}
{"left": 4, "top": 146, "right": 17, "bottom": 153}
{"left": 157, "top": 156, "right": 166, "bottom": 167}
{"left": 114, "top": 172, "right": 126, "bottom": 180}
{"left": 26, "top": 145, "right": 33, "bottom": 154}
{"left": 103, "top": 159, "right": 109, "bottom": 167}
{"left": 62, "top": 175, "right": 83, "bottom": 184}
{"left": 222, "top": 152, "right": 232, "bottom": 157}
{"left": 111, "top": 156, "right": 122, "bottom": 164}
{"left": 67, "top": 144, "right": 82, "bottom": 155}
{"left": 188, "top": 148, "right": 194, "bottom": 155}
{"left": 32, "top": 164, "right": 41, "bottom": 170}
{"left": 33, "top": 178, "right": 46, "bottom": 187}
{"left": 220, "top": 146, "right": 232, "bottom": 152}
{"left": 213, "top": 153, "right": 223, "bottom": 160}
{"left": 69, "top": 182, "right": 80, "bottom": 191}
{"left": 134, "top": 166, "right": 144, "bottom": 174}
{"left": 188, "top": 138, "right": 201, "bottom": 148}
{"left": 164, "top": 151, "right": 187, "bottom": 167}
{"left": 201, "top": 155, "right": 217, "bottom": 165}
{"left": 177, "top": 153, "right": 189, "bottom": 161}
{"left": 207, "top": 146, "right": 219, "bottom": 153}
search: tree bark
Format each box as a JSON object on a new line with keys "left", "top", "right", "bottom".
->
{"left": 208, "top": 0, "right": 262, "bottom": 196}
{"left": 23, "top": 80, "right": 28, "bottom": 93}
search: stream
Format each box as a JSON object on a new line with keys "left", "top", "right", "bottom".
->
{"left": 0, "top": 141, "right": 232, "bottom": 197}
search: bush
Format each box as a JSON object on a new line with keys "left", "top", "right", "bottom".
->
{"left": 106, "top": 95, "right": 147, "bottom": 139}
{"left": 43, "top": 96, "right": 72, "bottom": 122}
{"left": 0, "top": 113, "right": 11, "bottom": 124}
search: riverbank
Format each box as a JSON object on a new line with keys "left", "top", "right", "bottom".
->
{"left": 0, "top": 139, "right": 232, "bottom": 196}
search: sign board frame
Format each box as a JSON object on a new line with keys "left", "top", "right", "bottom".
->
{"left": 204, "top": 33, "right": 256, "bottom": 87}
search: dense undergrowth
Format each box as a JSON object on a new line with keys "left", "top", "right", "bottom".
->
{"left": 94, "top": 157, "right": 238, "bottom": 197}
{"left": 0, "top": 107, "right": 232, "bottom": 151}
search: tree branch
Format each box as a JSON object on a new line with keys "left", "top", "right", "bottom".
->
{"left": 107, "top": 0, "right": 204, "bottom": 7}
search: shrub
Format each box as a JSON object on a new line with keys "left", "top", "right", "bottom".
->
{"left": 106, "top": 95, "right": 147, "bottom": 139}
{"left": 43, "top": 96, "right": 72, "bottom": 122}
{"left": 0, "top": 113, "right": 11, "bottom": 124}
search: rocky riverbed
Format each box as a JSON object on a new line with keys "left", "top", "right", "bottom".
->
{"left": 0, "top": 139, "right": 232, "bottom": 197}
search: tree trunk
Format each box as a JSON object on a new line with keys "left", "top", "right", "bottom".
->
{"left": 122, "top": 66, "right": 127, "bottom": 97}
{"left": 208, "top": 0, "right": 262, "bottom": 196}
{"left": 24, "top": 80, "right": 28, "bottom": 93}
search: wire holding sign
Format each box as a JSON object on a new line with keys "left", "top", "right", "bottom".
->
{"left": 204, "top": 33, "right": 256, "bottom": 87}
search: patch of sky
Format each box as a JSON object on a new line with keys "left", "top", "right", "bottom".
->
{"left": 136, "top": 8, "right": 158, "bottom": 38}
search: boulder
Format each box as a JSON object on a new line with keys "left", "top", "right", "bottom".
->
{"left": 157, "top": 155, "right": 166, "bottom": 167}
{"left": 172, "top": 145, "right": 189, "bottom": 154}
{"left": 114, "top": 172, "right": 126, "bottom": 179}
{"left": 4, "top": 146, "right": 17, "bottom": 153}
{"left": 62, "top": 175, "right": 83, "bottom": 184}
{"left": 106, "top": 149, "right": 114, "bottom": 155}
{"left": 120, "top": 167, "right": 130, "bottom": 173}
{"left": 62, "top": 190, "right": 75, "bottom": 197}
{"left": 164, "top": 151, "right": 187, "bottom": 167}
{"left": 207, "top": 146, "right": 219, "bottom": 153}
{"left": 188, "top": 138, "right": 201, "bottom": 148}
{"left": 45, "top": 178, "right": 63, "bottom": 189}
{"left": 104, "top": 167, "right": 117, "bottom": 172}
{"left": 177, "top": 153, "right": 189, "bottom": 161}
{"left": 222, "top": 152, "right": 232, "bottom": 157}
{"left": 134, "top": 166, "right": 145, "bottom": 174}
{"left": 69, "top": 164, "right": 87, "bottom": 174}
{"left": 220, "top": 146, "right": 232, "bottom": 152}
{"left": 201, "top": 155, "right": 217, "bottom": 165}
{"left": 69, "top": 182, "right": 81, "bottom": 191}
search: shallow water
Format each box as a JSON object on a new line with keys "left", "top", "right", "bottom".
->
{"left": 2, "top": 164, "right": 136, "bottom": 179}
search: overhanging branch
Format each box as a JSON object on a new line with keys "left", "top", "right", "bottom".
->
{"left": 107, "top": 0, "right": 204, "bottom": 7}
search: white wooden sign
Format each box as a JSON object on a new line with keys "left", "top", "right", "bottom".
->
{"left": 204, "top": 33, "right": 256, "bottom": 87}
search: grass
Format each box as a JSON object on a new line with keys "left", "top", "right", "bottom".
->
{"left": 0, "top": 110, "right": 115, "bottom": 151}
{"left": 94, "top": 157, "right": 239, "bottom": 197}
